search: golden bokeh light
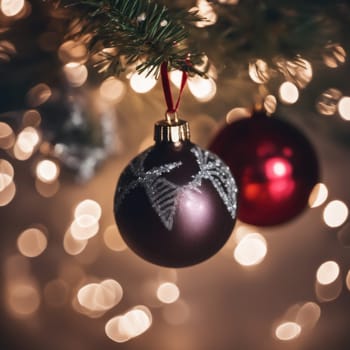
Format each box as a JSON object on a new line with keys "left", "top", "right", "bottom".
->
{"left": 129, "top": 70, "right": 157, "bottom": 93}
{"left": 26, "top": 83, "right": 52, "bottom": 107}
{"left": 194, "top": 0, "right": 217, "bottom": 27}
{"left": 275, "top": 322, "right": 301, "bottom": 341}
{"left": 316, "top": 260, "right": 340, "bottom": 285}
{"left": 323, "top": 43, "right": 346, "bottom": 68}
{"left": 63, "top": 62, "right": 88, "bottom": 87}
{"left": 308, "top": 183, "right": 328, "bottom": 208}
{"left": 264, "top": 95, "right": 277, "bottom": 115}
{"left": 103, "top": 225, "right": 127, "bottom": 252}
{"left": 70, "top": 217, "right": 100, "bottom": 240}
{"left": 36, "top": 159, "right": 59, "bottom": 183}
{"left": 6, "top": 280, "right": 40, "bottom": 318}
{"left": 233, "top": 233, "right": 267, "bottom": 266}
{"left": 226, "top": 107, "right": 251, "bottom": 124}
{"left": 0, "top": 0, "right": 25, "bottom": 17}
{"left": 323, "top": 200, "right": 348, "bottom": 228}
{"left": 346, "top": 270, "right": 350, "bottom": 291}
{"left": 0, "top": 122, "right": 15, "bottom": 149}
{"left": 295, "top": 302, "right": 321, "bottom": 329}
{"left": 337, "top": 96, "right": 350, "bottom": 121}
{"left": 316, "top": 88, "right": 342, "bottom": 116}
{"left": 0, "top": 180, "right": 16, "bottom": 206}
{"left": 58, "top": 40, "right": 88, "bottom": 64}
{"left": 0, "top": 159, "right": 14, "bottom": 191}
{"left": 187, "top": 76, "right": 217, "bottom": 102}
{"left": 105, "top": 306, "right": 152, "bottom": 343}
{"left": 249, "top": 59, "right": 270, "bottom": 84}
{"left": 169, "top": 69, "right": 182, "bottom": 88}
{"left": 63, "top": 228, "right": 88, "bottom": 255}
{"left": 77, "top": 279, "right": 123, "bottom": 312}
{"left": 156, "top": 282, "right": 180, "bottom": 304}
{"left": 279, "top": 81, "right": 299, "bottom": 104}
{"left": 35, "top": 178, "right": 60, "bottom": 198}
{"left": 22, "top": 109, "right": 42, "bottom": 127}
{"left": 14, "top": 126, "right": 40, "bottom": 160}
{"left": 99, "top": 77, "right": 126, "bottom": 102}
{"left": 17, "top": 227, "right": 48, "bottom": 258}
{"left": 75, "top": 199, "right": 102, "bottom": 221}
{"left": 315, "top": 276, "right": 342, "bottom": 302}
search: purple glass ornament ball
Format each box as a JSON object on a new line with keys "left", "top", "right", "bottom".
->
{"left": 209, "top": 110, "right": 319, "bottom": 226}
{"left": 114, "top": 140, "right": 237, "bottom": 267}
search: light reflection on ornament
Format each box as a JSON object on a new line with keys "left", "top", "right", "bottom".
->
{"left": 275, "top": 322, "right": 301, "bottom": 341}
{"left": 316, "top": 88, "right": 342, "bottom": 116}
{"left": 249, "top": 59, "right": 270, "bottom": 84}
{"left": 17, "top": 227, "right": 47, "bottom": 258}
{"left": 63, "top": 228, "right": 88, "bottom": 255}
{"left": 188, "top": 76, "right": 217, "bottom": 102}
{"left": 323, "top": 43, "right": 346, "bottom": 68}
{"left": 26, "top": 83, "right": 52, "bottom": 107}
{"left": 0, "top": 159, "right": 14, "bottom": 191}
{"left": 264, "top": 95, "right": 277, "bottom": 115}
{"left": 162, "top": 299, "right": 190, "bottom": 325}
{"left": 100, "top": 77, "right": 126, "bottom": 102}
{"left": 295, "top": 302, "right": 321, "bottom": 330}
{"left": 156, "top": 282, "right": 180, "bottom": 304}
{"left": 130, "top": 70, "right": 157, "bottom": 93}
{"left": 226, "top": 107, "right": 251, "bottom": 124}
{"left": 279, "top": 82, "right": 299, "bottom": 104}
{"left": 346, "top": 270, "right": 350, "bottom": 291}
{"left": 308, "top": 183, "right": 328, "bottom": 208}
{"left": 337, "top": 96, "right": 350, "bottom": 121}
{"left": 323, "top": 200, "right": 348, "bottom": 228}
{"left": 36, "top": 159, "right": 59, "bottom": 183}
{"left": 63, "top": 62, "right": 88, "bottom": 87}
{"left": 105, "top": 306, "right": 152, "bottom": 342}
{"left": 233, "top": 233, "right": 267, "bottom": 266}
{"left": 316, "top": 261, "right": 340, "bottom": 285}
{"left": 0, "top": 122, "right": 15, "bottom": 149}
{"left": 6, "top": 280, "right": 40, "bottom": 318}
{"left": 103, "top": 225, "right": 127, "bottom": 252}
{"left": 0, "top": 0, "right": 25, "bottom": 17}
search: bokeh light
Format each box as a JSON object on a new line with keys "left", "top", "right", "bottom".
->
{"left": 316, "top": 260, "right": 340, "bottom": 285}
{"left": 226, "top": 107, "right": 251, "bottom": 124}
{"left": 346, "top": 270, "right": 350, "bottom": 291}
{"left": 100, "top": 77, "right": 126, "bottom": 102}
{"left": 323, "top": 43, "right": 346, "bottom": 68}
{"left": 264, "top": 95, "right": 277, "bottom": 114}
{"left": 323, "top": 200, "right": 348, "bottom": 227}
{"left": 70, "top": 216, "right": 100, "bottom": 240}
{"left": 295, "top": 302, "right": 321, "bottom": 329}
{"left": 0, "top": 159, "right": 14, "bottom": 191}
{"left": 6, "top": 280, "right": 40, "bottom": 318}
{"left": 0, "top": 180, "right": 16, "bottom": 206}
{"left": 279, "top": 82, "right": 299, "bottom": 104}
{"left": 103, "top": 225, "right": 127, "bottom": 252}
{"left": 275, "top": 322, "right": 301, "bottom": 341}
{"left": 0, "top": 122, "right": 15, "bottom": 149}
{"left": 130, "top": 70, "right": 157, "bottom": 93}
{"left": 35, "top": 178, "right": 60, "bottom": 198}
{"left": 194, "top": 0, "right": 217, "bottom": 27}
{"left": 36, "top": 159, "right": 59, "bottom": 183}
{"left": 63, "top": 62, "right": 88, "bottom": 87}
{"left": 1, "top": 0, "right": 25, "bottom": 17}
{"left": 105, "top": 306, "right": 152, "bottom": 342}
{"left": 249, "top": 59, "right": 270, "bottom": 84}
{"left": 63, "top": 228, "right": 88, "bottom": 255}
{"left": 338, "top": 96, "right": 350, "bottom": 121}
{"left": 26, "top": 83, "right": 52, "bottom": 107}
{"left": 58, "top": 40, "right": 88, "bottom": 64}
{"left": 17, "top": 227, "right": 48, "bottom": 258}
{"left": 156, "top": 282, "right": 180, "bottom": 304}
{"left": 308, "top": 183, "right": 328, "bottom": 208}
{"left": 233, "top": 233, "right": 267, "bottom": 266}
{"left": 187, "top": 76, "right": 216, "bottom": 102}
{"left": 75, "top": 199, "right": 102, "bottom": 220}
{"left": 22, "top": 109, "right": 42, "bottom": 127}
{"left": 14, "top": 126, "right": 40, "bottom": 160}
{"left": 316, "top": 88, "right": 342, "bottom": 116}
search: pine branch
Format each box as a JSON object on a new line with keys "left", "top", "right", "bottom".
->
{"left": 59, "top": 0, "right": 206, "bottom": 76}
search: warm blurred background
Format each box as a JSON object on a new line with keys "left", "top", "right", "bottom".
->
{"left": 1, "top": 0, "right": 350, "bottom": 349}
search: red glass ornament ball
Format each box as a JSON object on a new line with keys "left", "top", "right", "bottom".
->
{"left": 209, "top": 111, "right": 319, "bottom": 226}
{"left": 114, "top": 140, "right": 238, "bottom": 267}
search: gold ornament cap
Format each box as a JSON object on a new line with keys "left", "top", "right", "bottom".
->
{"left": 154, "top": 112, "right": 190, "bottom": 143}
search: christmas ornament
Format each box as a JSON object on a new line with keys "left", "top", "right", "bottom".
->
{"left": 209, "top": 109, "right": 319, "bottom": 226}
{"left": 113, "top": 64, "right": 237, "bottom": 267}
